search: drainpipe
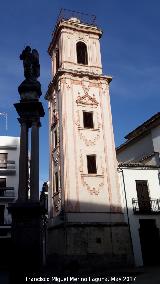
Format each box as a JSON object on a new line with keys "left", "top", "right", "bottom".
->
{"left": 118, "top": 167, "right": 135, "bottom": 264}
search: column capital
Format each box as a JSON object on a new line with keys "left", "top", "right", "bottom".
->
{"left": 31, "top": 119, "right": 41, "bottom": 127}
{"left": 18, "top": 117, "right": 30, "bottom": 126}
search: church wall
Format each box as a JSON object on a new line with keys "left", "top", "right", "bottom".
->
{"left": 57, "top": 75, "right": 123, "bottom": 216}
{"left": 46, "top": 16, "right": 134, "bottom": 268}
{"left": 47, "top": 224, "right": 133, "bottom": 268}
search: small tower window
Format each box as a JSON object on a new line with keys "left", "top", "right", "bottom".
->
{"left": 76, "top": 42, "right": 88, "bottom": 65}
{"left": 56, "top": 48, "right": 59, "bottom": 72}
{"left": 83, "top": 111, "right": 94, "bottom": 128}
{"left": 87, "top": 155, "right": 97, "bottom": 174}
{"left": 54, "top": 130, "right": 58, "bottom": 148}
{"left": 55, "top": 172, "right": 59, "bottom": 192}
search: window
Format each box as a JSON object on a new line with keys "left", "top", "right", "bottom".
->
{"left": 83, "top": 111, "right": 94, "bottom": 128}
{"left": 53, "top": 114, "right": 57, "bottom": 126}
{"left": 0, "top": 178, "right": 6, "bottom": 197}
{"left": 0, "top": 153, "right": 7, "bottom": 168}
{"left": 54, "top": 130, "right": 58, "bottom": 148}
{"left": 87, "top": 155, "right": 97, "bottom": 174}
{"left": 76, "top": 42, "right": 88, "bottom": 65}
{"left": 136, "top": 180, "right": 151, "bottom": 212}
{"left": 55, "top": 172, "right": 59, "bottom": 192}
{"left": 0, "top": 205, "right": 5, "bottom": 225}
{"left": 56, "top": 48, "right": 59, "bottom": 72}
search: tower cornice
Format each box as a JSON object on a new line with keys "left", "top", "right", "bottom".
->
{"left": 45, "top": 69, "right": 112, "bottom": 100}
{"left": 48, "top": 19, "right": 102, "bottom": 57}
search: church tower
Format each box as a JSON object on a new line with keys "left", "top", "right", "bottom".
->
{"left": 45, "top": 10, "right": 133, "bottom": 268}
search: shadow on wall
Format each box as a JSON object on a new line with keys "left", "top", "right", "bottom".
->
{"left": 0, "top": 201, "right": 160, "bottom": 277}
{"left": 47, "top": 199, "right": 160, "bottom": 272}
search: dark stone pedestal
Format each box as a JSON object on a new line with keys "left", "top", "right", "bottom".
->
{"left": 8, "top": 202, "right": 45, "bottom": 282}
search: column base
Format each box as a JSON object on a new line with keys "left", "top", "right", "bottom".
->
{"left": 8, "top": 201, "right": 46, "bottom": 272}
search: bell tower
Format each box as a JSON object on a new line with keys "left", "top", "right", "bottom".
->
{"left": 46, "top": 10, "right": 133, "bottom": 268}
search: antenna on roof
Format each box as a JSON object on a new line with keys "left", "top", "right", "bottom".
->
{"left": 0, "top": 112, "right": 8, "bottom": 134}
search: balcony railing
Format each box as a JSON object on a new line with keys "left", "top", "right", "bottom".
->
{"left": 0, "top": 225, "right": 11, "bottom": 237}
{"left": 0, "top": 160, "right": 16, "bottom": 175}
{"left": 0, "top": 187, "right": 15, "bottom": 201}
{"left": 132, "top": 198, "right": 160, "bottom": 214}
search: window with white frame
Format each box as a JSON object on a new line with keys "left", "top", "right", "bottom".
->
{"left": 0, "top": 153, "right": 7, "bottom": 168}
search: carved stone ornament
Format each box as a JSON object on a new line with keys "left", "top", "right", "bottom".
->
{"left": 76, "top": 92, "right": 98, "bottom": 106}
{"left": 80, "top": 132, "right": 100, "bottom": 146}
{"left": 79, "top": 153, "right": 83, "bottom": 172}
{"left": 100, "top": 82, "right": 109, "bottom": 93}
{"left": 97, "top": 112, "right": 102, "bottom": 129}
{"left": 100, "top": 156, "right": 104, "bottom": 175}
{"left": 81, "top": 176, "right": 104, "bottom": 196}
{"left": 75, "top": 110, "right": 80, "bottom": 127}
{"left": 65, "top": 78, "right": 71, "bottom": 89}
{"left": 51, "top": 109, "right": 59, "bottom": 128}
{"left": 82, "top": 78, "right": 90, "bottom": 93}
{"left": 58, "top": 81, "right": 61, "bottom": 91}
{"left": 53, "top": 157, "right": 58, "bottom": 166}
{"left": 53, "top": 191, "right": 61, "bottom": 212}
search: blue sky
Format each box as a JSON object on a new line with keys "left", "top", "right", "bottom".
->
{"left": 0, "top": 0, "right": 160, "bottom": 187}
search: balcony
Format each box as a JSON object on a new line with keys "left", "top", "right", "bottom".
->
{"left": 0, "top": 187, "right": 15, "bottom": 202}
{"left": 0, "top": 160, "right": 16, "bottom": 175}
{"left": 132, "top": 198, "right": 160, "bottom": 214}
{"left": 0, "top": 225, "right": 11, "bottom": 237}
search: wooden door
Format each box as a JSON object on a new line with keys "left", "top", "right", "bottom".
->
{"left": 136, "top": 180, "right": 151, "bottom": 212}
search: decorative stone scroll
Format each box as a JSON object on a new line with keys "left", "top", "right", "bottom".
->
{"left": 76, "top": 92, "right": 98, "bottom": 106}
{"left": 79, "top": 132, "right": 100, "bottom": 146}
{"left": 75, "top": 110, "right": 80, "bottom": 127}
{"left": 79, "top": 153, "right": 83, "bottom": 172}
{"left": 81, "top": 175, "right": 104, "bottom": 196}
{"left": 53, "top": 156, "right": 59, "bottom": 166}
{"left": 53, "top": 191, "right": 61, "bottom": 212}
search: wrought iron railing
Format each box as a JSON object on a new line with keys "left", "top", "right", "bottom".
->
{"left": 55, "top": 8, "right": 96, "bottom": 28}
{"left": 132, "top": 198, "right": 160, "bottom": 214}
{"left": 0, "top": 187, "right": 15, "bottom": 198}
{"left": 0, "top": 225, "right": 11, "bottom": 237}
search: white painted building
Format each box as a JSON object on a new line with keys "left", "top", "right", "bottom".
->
{"left": 117, "top": 112, "right": 160, "bottom": 166}
{"left": 0, "top": 136, "right": 20, "bottom": 237}
{"left": 116, "top": 113, "right": 160, "bottom": 266}
{"left": 45, "top": 11, "right": 133, "bottom": 268}
{"left": 118, "top": 164, "right": 160, "bottom": 266}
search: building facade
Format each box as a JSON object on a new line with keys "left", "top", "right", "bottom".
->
{"left": 117, "top": 112, "right": 160, "bottom": 166}
{"left": 117, "top": 113, "right": 160, "bottom": 267}
{"left": 46, "top": 12, "right": 133, "bottom": 269}
{"left": 118, "top": 163, "right": 160, "bottom": 267}
{"left": 0, "top": 136, "right": 20, "bottom": 238}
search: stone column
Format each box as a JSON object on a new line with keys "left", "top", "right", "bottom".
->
{"left": 30, "top": 120, "right": 40, "bottom": 201}
{"left": 18, "top": 119, "right": 28, "bottom": 201}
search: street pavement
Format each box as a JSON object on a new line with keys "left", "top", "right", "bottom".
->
{"left": 134, "top": 265, "right": 160, "bottom": 284}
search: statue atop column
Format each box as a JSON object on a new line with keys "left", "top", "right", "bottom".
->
{"left": 18, "top": 46, "right": 42, "bottom": 100}
{"left": 20, "top": 46, "right": 40, "bottom": 80}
